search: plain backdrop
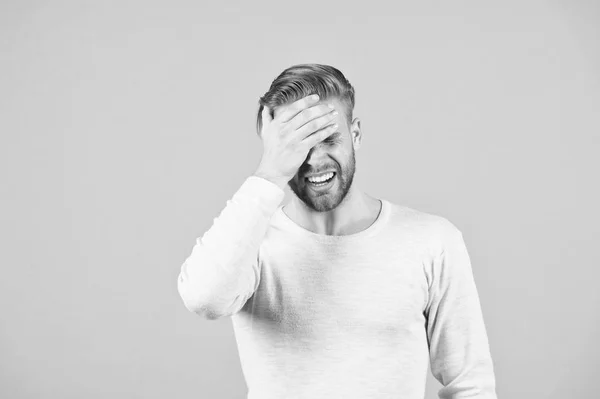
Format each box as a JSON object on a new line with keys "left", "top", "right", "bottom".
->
{"left": 1, "top": 1, "right": 599, "bottom": 398}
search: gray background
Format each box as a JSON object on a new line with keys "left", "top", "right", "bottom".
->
{"left": 1, "top": 1, "right": 599, "bottom": 398}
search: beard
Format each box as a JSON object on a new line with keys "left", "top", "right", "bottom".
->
{"left": 288, "top": 148, "right": 356, "bottom": 213}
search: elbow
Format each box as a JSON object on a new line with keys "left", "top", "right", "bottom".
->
{"left": 183, "top": 300, "right": 225, "bottom": 321}
{"left": 177, "top": 274, "right": 227, "bottom": 320}
{"left": 179, "top": 290, "right": 226, "bottom": 320}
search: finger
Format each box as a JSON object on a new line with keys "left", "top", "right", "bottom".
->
{"left": 294, "top": 108, "right": 338, "bottom": 140}
{"left": 277, "top": 94, "right": 321, "bottom": 123}
{"left": 289, "top": 104, "right": 336, "bottom": 132}
{"left": 302, "top": 121, "right": 339, "bottom": 148}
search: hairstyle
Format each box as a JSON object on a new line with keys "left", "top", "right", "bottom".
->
{"left": 256, "top": 63, "right": 356, "bottom": 136}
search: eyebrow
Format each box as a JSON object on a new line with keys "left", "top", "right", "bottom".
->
{"left": 327, "top": 132, "right": 342, "bottom": 140}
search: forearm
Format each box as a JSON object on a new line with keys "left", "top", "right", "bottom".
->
{"left": 177, "top": 175, "right": 285, "bottom": 319}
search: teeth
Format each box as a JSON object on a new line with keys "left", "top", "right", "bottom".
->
{"left": 307, "top": 172, "right": 334, "bottom": 183}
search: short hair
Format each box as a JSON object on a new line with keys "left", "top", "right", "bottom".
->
{"left": 256, "top": 63, "right": 355, "bottom": 136}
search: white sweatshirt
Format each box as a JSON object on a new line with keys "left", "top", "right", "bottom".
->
{"left": 177, "top": 175, "right": 498, "bottom": 399}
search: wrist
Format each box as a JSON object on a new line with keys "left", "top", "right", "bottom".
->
{"left": 253, "top": 171, "right": 287, "bottom": 190}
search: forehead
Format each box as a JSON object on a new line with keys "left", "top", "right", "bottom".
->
{"left": 273, "top": 97, "right": 345, "bottom": 119}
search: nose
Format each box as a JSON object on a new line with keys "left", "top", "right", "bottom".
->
{"left": 304, "top": 145, "right": 334, "bottom": 173}
{"left": 306, "top": 141, "right": 328, "bottom": 161}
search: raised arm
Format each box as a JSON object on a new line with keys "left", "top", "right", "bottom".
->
{"left": 179, "top": 93, "right": 340, "bottom": 320}
{"left": 177, "top": 175, "right": 284, "bottom": 319}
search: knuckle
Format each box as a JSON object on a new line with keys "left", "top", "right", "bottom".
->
{"left": 303, "top": 107, "right": 317, "bottom": 119}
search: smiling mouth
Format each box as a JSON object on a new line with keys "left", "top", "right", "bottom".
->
{"left": 305, "top": 172, "right": 337, "bottom": 189}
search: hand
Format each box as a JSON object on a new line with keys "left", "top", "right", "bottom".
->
{"left": 254, "top": 94, "right": 338, "bottom": 189}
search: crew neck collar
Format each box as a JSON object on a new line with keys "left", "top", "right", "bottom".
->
{"left": 275, "top": 199, "right": 390, "bottom": 241}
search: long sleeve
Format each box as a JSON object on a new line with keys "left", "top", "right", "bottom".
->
{"left": 423, "top": 220, "right": 498, "bottom": 398}
{"left": 177, "top": 175, "right": 285, "bottom": 320}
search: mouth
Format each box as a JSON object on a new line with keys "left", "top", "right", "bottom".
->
{"left": 305, "top": 172, "right": 337, "bottom": 192}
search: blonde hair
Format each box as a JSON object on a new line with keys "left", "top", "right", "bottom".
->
{"left": 256, "top": 63, "right": 355, "bottom": 136}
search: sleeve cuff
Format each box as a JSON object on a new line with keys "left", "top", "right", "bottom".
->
{"left": 234, "top": 175, "right": 286, "bottom": 213}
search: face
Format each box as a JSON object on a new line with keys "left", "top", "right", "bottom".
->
{"left": 283, "top": 98, "right": 360, "bottom": 213}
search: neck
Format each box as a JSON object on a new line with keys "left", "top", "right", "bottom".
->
{"left": 285, "top": 187, "right": 381, "bottom": 236}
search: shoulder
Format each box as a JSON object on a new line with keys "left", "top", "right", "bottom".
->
{"left": 386, "top": 201, "right": 463, "bottom": 253}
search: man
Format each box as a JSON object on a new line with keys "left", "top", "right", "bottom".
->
{"left": 177, "top": 63, "right": 498, "bottom": 399}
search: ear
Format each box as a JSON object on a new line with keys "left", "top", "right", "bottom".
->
{"left": 350, "top": 117, "right": 362, "bottom": 150}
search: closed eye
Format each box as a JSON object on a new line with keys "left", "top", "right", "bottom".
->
{"left": 324, "top": 132, "right": 341, "bottom": 144}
